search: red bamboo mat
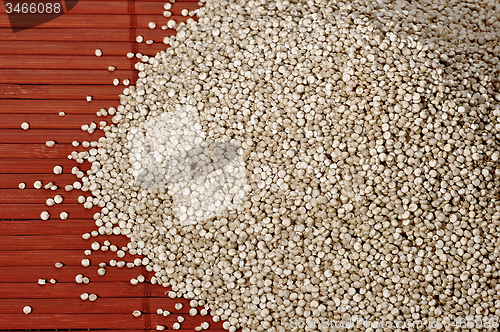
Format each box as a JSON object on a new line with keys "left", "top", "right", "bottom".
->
{"left": 0, "top": 1, "right": 229, "bottom": 330}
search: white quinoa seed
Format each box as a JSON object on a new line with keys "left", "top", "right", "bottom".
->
{"left": 54, "top": 195, "right": 63, "bottom": 204}
{"left": 53, "top": 165, "right": 62, "bottom": 174}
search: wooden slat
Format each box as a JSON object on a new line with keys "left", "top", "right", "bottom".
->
{"left": 0, "top": 234, "right": 133, "bottom": 250}
{"left": 0, "top": 203, "right": 100, "bottom": 219}
{"left": 0, "top": 55, "right": 135, "bottom": 70}
{"left": 0, "top": 189, "right": 86, "bottom": 203}
{"left": 0, "top": 313, "right": 143, "bottom": 329}
{"left": 0, "top": 249, "right": 139, "bottom": 266}
{"left": 0, "top": 14, "right": 196, "bottom": 29}
{"left": 0, "top": 114, "right": 103, "bottom": 128}
{"left": 0, "top": 130, "right": 103, "bottom": 143}
{"left": 0, "top": 159, "right": 91, "bottom": 173}
{"left": 0, "top": 15, "right": 130, "bottom": 29}
{"left": 0, "top": 99, "right": 122, "bottom": 113}
{"left": 0, "top": 144, "right": 93, "bottom": 159}
{"left": 0, "top": 298, "right": 191, "bottom": 314}
{"left": 69, "top": 0, "right": 197, "bottom": 1}
{"left": 0, "top": 219, "right": 97, "bottom": 235}
{"left": 0, "top": 265, "right": 153, "bottom": 283}
{"left": 0, "top": 189, "right": 91, "bottom": 203}
{"left": 63, "top": 1, "right": 200, "bottom": 14}
{"left": 0, "top": 174, "right": 80, "bottom": 188}
{"left": 0, "top": 281, "right": 147, "bottom": 298}
{"left": 0, "top": 250, "right": 99, "bottom": 266}
{"left": 0, "top": 235, "right": 100, "bottom": 250}
{"left": 0, "top": 41, "right": 165, "bottom": 55}
{"left": 0, "top": 69, "right": 134, "bottom": 85}
{"left": 0, "top": 28, "right": 176, "bottom": 42}
{"left": 0, "top": 84, "right": 126, "bottom": 99}
{"left": 0, "top": 1, "right": 199, "bottom": 17}
{"left": 58, "top": 1, "right": 197, "bottom": 15}
{"left": 0, "top": 281, "right": 219, "bottom": 303}
{"left": 0, "top": 330, "right": 225, "bottom": 332}
{"left": 0, "top": 313, "right": 222, "bottom": 330}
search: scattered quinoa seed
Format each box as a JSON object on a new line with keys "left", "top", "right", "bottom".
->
{"left": 53, "top": 165, "right": 62, "bottom": 174}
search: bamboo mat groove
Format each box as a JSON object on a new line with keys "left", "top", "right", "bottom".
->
{"left": 0, "top": 0, "right": 230, "bottom": 330}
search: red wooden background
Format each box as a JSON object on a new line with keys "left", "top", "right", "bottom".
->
{"left": 0, "top": 0, "right": 230, "bottom": 330}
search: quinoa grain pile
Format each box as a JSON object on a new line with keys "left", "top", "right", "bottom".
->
{"left": 80, "top": 0, "right": 500, "bottom": 330}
